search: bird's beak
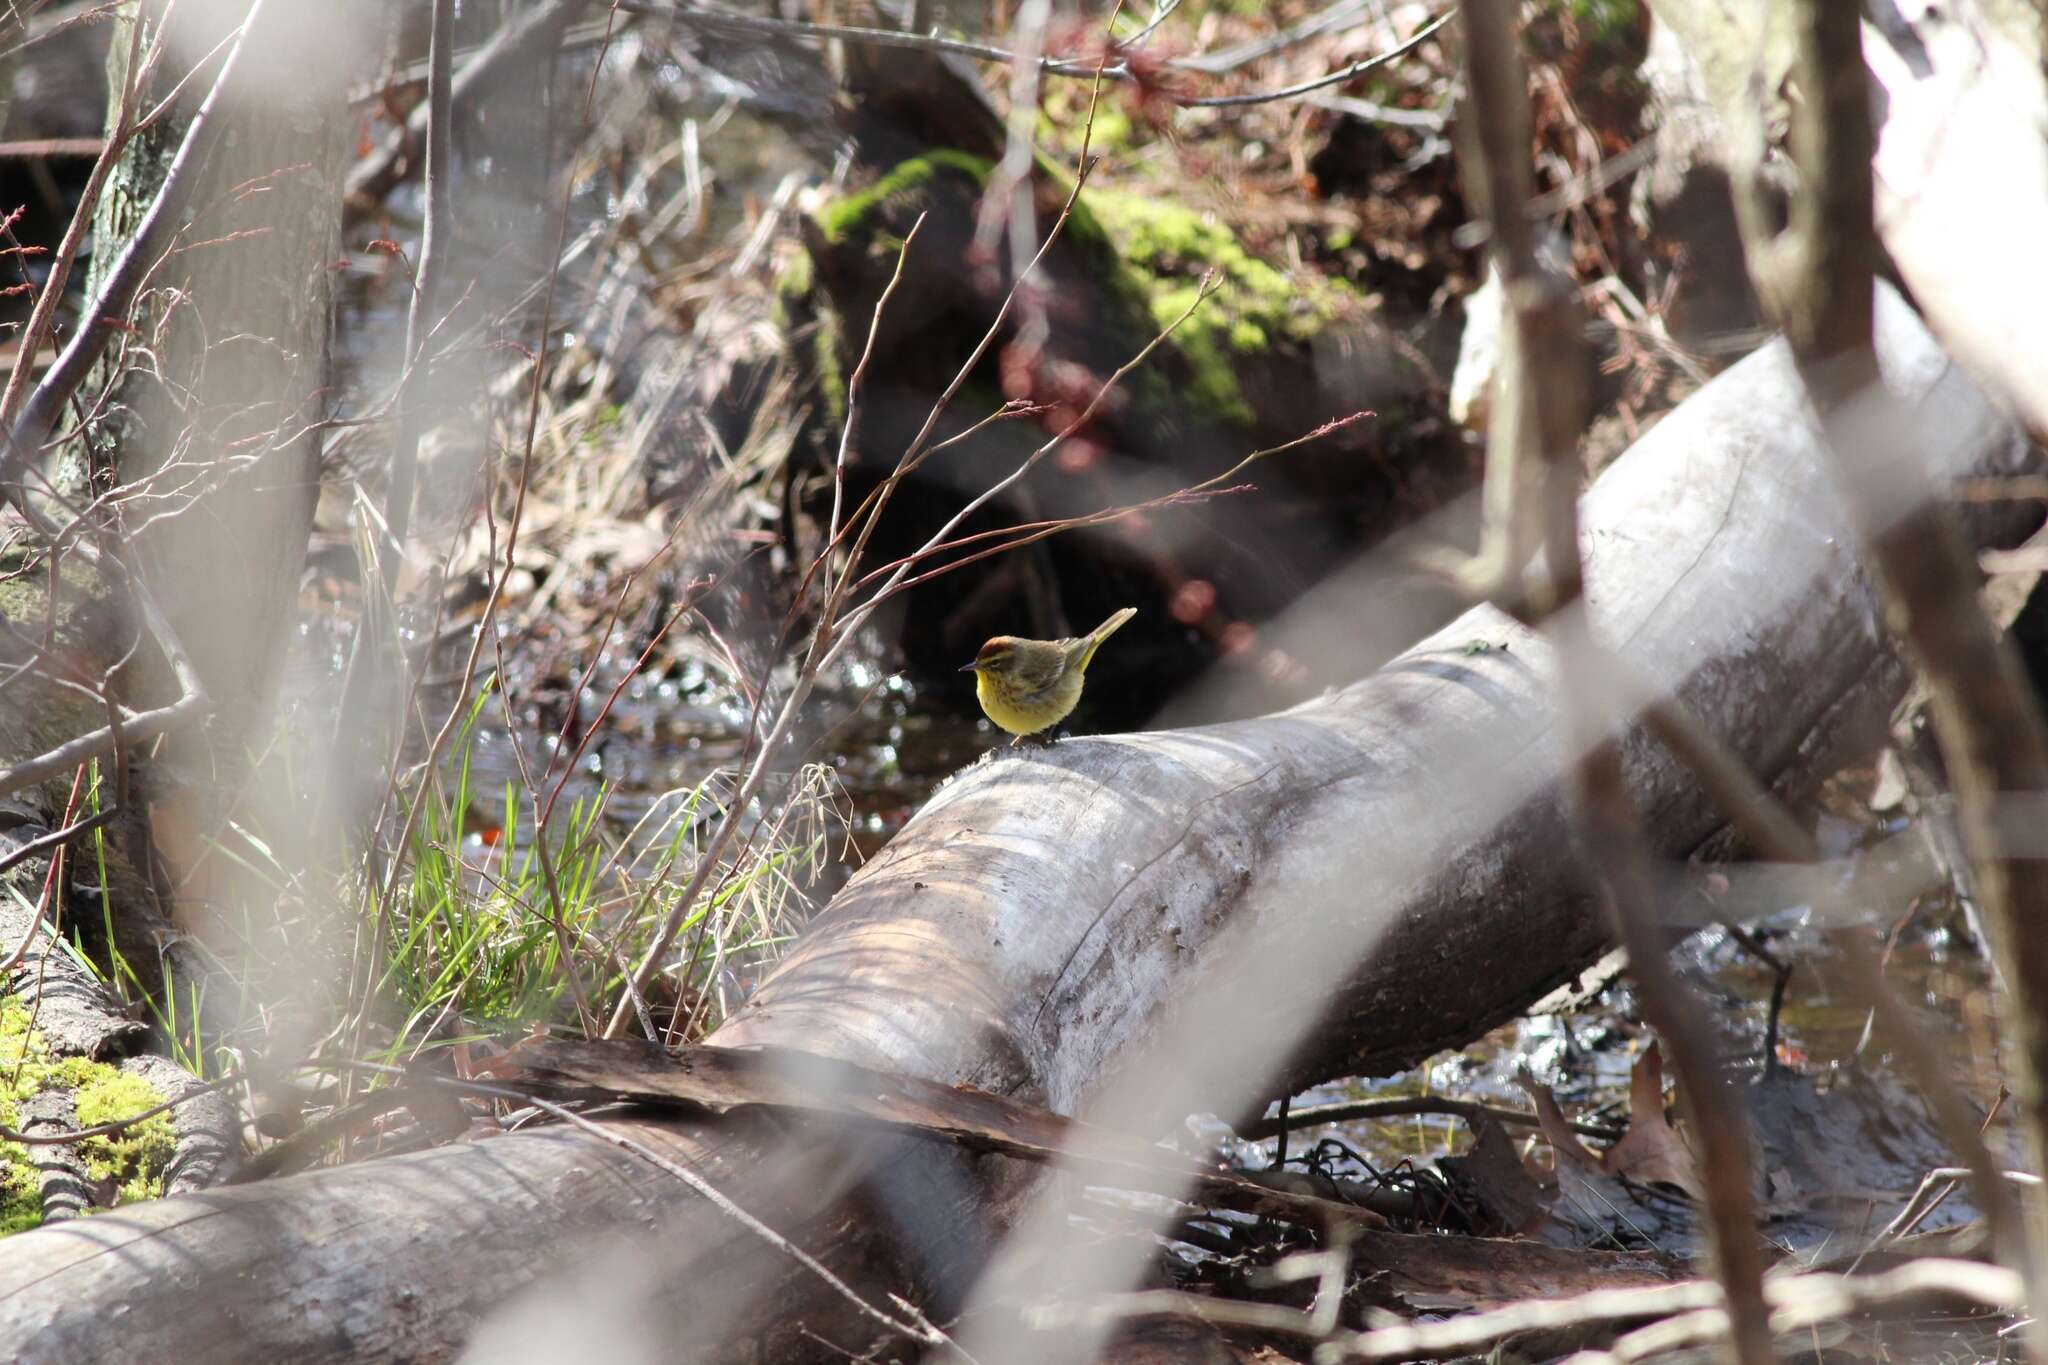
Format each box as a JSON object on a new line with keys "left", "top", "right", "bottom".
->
{"left": 958, "top": 661, "right": 980, "bottom": 673}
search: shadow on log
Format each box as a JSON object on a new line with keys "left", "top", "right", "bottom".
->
{"left": 0, "top": 288, "right": 2034, "bottom": 1361}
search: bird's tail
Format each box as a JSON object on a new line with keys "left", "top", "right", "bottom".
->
{"left": 1076, "top": 607, "right": 1137, "bottom": 672}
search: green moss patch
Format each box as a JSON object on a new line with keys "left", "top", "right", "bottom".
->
{"left": 797, "top": 149, "right": 1356, "bottom": 430}
{"left": 814, "top": 149, "right": 993, "bottom": 246}
{"left": 1076, "top": 189, "right": 1357, "bottom": 425}
{"left": 1, "top": 1002, "right": 40, "bottom": 1235}
{"left": 1, "top": 998, "right": 174, "bottom": 1235}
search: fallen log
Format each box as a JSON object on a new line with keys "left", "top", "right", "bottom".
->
{"left": 0, "top": 289, "right": 2032, "bottom": 1361}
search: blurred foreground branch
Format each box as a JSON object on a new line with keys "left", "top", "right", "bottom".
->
{"left": 1452, "top": 4, "right": 1771, "bottom": 1363}
{"left": 1723, "top": 0, "right": 2048, "bottom": 1318}
{"left": 343, "top": 0, "right": 591, "bottom": 214}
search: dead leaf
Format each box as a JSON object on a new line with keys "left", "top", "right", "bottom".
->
{"left": 1515, "top": 1052, "right": 1702, "bottom": 1255}
{"left": 1441, "top": 1119, "right": 1550, "bottom": 1236}
{"left": 1516, "top": 1064, "right": 1604, "bottom": 1168}
{"left": 1601, "top": 1043, "right": 1704, "bottom": 1199}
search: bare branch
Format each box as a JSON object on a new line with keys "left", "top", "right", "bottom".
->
{"left": 612, "top": 0, "right": 1451, "bottom": 108}
{"left": 1725, "top": 0, "right": 2048, "bottom": 1329}
{"left": 1451, "top": 7, "right": 1774, "bottom": 1365}
{"left": 3, "top": 0, "right": 268, "bottom": 474}
{"left": 0, "top": 1073, "right": 241, "bottom": 1146}
{"left": 1175, "top": 9, "right": 1454, "bottom": 108}
{"left": 1320, "top": 1259, "right": 2023, "bottom": 1363}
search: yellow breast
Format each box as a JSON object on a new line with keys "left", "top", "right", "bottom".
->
{"left": 976, "top": 667, "right": 1084, "bottom": 736}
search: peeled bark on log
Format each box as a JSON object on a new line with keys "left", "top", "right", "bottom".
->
{"left": 0, "top": 290, "right": 2032, "bottom": 1361}
{"left": 1866, "top": 5, "right": 2048, "bottom": 439}
{"left": 1644, "top": 0, "right": 2048, "bottom": 438}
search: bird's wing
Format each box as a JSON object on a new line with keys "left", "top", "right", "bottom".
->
{"left": 1015, "top": 648, "right": 1072, "bottom": 694}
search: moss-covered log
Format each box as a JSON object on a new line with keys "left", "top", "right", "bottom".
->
{"left": 777, "top": 146, "right": 1471, "bottom": 704}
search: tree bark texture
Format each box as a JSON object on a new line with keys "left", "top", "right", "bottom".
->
{"left": 87, "top": 0, "right": 351, "bottom": 755}
{"left": 0, "top": 288, "right": 2033, "bottom": 1361}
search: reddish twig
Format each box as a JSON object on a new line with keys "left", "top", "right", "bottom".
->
{"left": 853, "top": 411, "right": 1371, "bottom": 598}
{"left": 4, "top": 0, "right": 264, "bottom": 470}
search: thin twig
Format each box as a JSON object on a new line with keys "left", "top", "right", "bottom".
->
{"left": 1177, "top": 9, "right": 1455, "bottom": 108}
{"left": 1235, "top": 1094, "right": 1623, "bottom": 1144}
{"left": 826, "top": 215, "right": 927, "bottom": 553}
{"left": 382, "top": 0, "right": 456, "bottom": 548}
{"left": 0, "top": 1072, "right": 241, "bottom": 1146}
{"left": 0, "top": 1, "right": 124, "bottom": 66}
{"left": 4, "top": 0, "right": 266, "bottom": 470}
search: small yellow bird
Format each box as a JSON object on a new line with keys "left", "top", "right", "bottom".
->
{"left": 960, "top": 607, "right": 1137, "bottom": 744}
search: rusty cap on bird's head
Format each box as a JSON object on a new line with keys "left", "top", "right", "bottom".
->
{"left": 962, "top": 637, "right": 1017, "bottom": 671}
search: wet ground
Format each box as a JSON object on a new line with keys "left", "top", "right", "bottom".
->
{"left": 1216, "top": 896, "right": 2006, "bottom": 1260}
